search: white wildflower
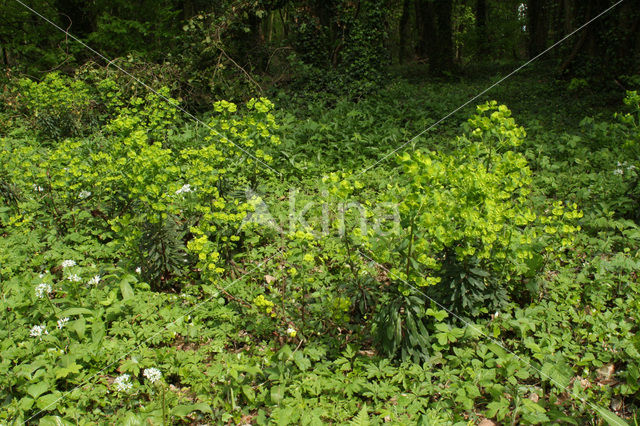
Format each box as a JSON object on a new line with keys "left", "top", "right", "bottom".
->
{"left": 78, "top": 190, "right": 91, "bottom": 199}
{"left": 66, "top": 274, "right": 81, "bottom": 282}
{"left": 175, "top": 184, "right": 192, "bottom": 195}
{"left": 30, "top": 324, "right": 48, "bottom": 338}
{"left": 143, "top": 368, "right": 162, "bottom": 384}
{"left": 614, "top": 168, "right": 624, "bottom": 175}
{"left": 33, "top": 184, "right": 44, "bottom": 192}
{"left": 88, "top": 275, "right": 101, "bottom": 285}
{"left": 113, "top": 374, "right": 133, "bottom": 392}
{"left": 61, "top": 260, "right": 76, "bottom": 268}
{"left": 35, "top": 283, "right": 52, "bottom": 299}
{"left": 57, "top": 317, "right": 69, "bottom": 329}
{"left": 135, "top": 267, "right": 142, "bottom": 274}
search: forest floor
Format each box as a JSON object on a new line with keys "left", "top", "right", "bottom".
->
{"left": 1, "top": 64, "right": 639, "bottom": 425}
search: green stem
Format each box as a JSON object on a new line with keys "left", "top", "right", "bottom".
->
{"left": 405, "top": 214, "right": 415, "bottom": 283}
{"left": 45, "top": 296, "right": 60, "bottom": 315}
{"left": 161, "top": 384, "right": 167, "bottom": 426}
{"left": 343, "top": 229, "right": 359, "bottom": 285}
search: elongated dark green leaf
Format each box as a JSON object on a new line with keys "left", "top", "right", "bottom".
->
{"left": 594, "top": 405, "right": 628, "bottom": 426}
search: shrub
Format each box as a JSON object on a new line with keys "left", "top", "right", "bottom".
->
{"left": 371, "top": 102, "right": 581, "bottom": 360}
{"left": 13, "top": 72, "right": 95, "bottom": 139}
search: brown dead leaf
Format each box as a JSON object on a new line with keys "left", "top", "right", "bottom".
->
{"left": 597, "top": 364, "right": 615, "bottom": 382}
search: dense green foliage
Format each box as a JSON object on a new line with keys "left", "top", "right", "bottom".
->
{"left": 3, "top": 0, "right": 639, "bottom": 103}
{"left": 1, "top": 0, "right": 640, "bottom": 424}
{"left": 1, "top": 66, "right": 639, "bottom": 424}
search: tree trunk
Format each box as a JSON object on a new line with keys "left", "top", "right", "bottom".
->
{"left": 399, "top": 0, "right": 411, "bottom": 63}
{"left": 417, "top": 0, "right": 453, "bottom": 73}
{"left": 561, "top": 0, "right": 573, "bottom": 35}
{"left": 434, "top": 0, "right": 454, "bottom": 70}
{"left": 476, "top": 0, "right": 488, "bottom": 54}
{"left": 528, "top": 0, "right": 550, "bottom": 57}
{"left": 182, "top": 0, "right": 195, "bottom": 20}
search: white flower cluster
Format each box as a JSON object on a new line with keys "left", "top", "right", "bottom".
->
{"left": 61, "top": 260, "right": 76, "bottom": 268}
{"left": 175, "top": 184, "right": 193, "bottom": 195}
{"left": 614, "top": 161, "right": 637, "bottom": 175}
{"left": 66, "top": 274, "right": 81, "bottom": 282}
{"left": 143, "top": 367, "right": 162, "bottom": 384}
{"left": 88, "top": 275, "right": 101, "bottom": 286}
{"left": 30, "top": 324, "right": 48, "bottom": 338}
{"left": 113, "top": 374, "right": 133, "bottom": 392}
{"left": 33, "top": 184, "right": 44, "bottom": 192}
{"left": 78, "top": 190, "right": 92, "bottom": 199}
{"left": 35, "top": 283, "right": 52, "bottom": 299}
{"left": 57, "top": 317, "right": 69, "bottom": 329}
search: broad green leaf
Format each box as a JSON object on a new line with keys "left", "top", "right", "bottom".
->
{"left": 36, "top": 392, "right": 61, "bottom": 410}
{"left": 270, "top": 384, "right": 284, "bottom": 404}
{"left": 172, "top": 403, "right": 212, "bottom": 417}
{"left": 55, "top": 363, "right": 81, "bottom": 379}
{"left": 38, "top": 415, "right": 74, "bottom": 426}
{"left": 27, "top": 382, "right": 49, "bottom": 399}
{"left": 293, "top": 351, "right": 311, "bottom": 371}
{"left": 120, "top": 279, "right": 134, "bottom": 300}
{"left": 72, "top": 317, "right": 86, "bottom": 339}
{"left": 59, "top": 308, "right": 93, "bottom": 317}
{"left": 242, "top": 385, "right": 255, "bottom": 403}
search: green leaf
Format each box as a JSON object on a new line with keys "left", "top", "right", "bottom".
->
{"left": 426, "top": 308, "right": 448, "bottom": 321}
{"left": 350, "top": 404, "right": 370, "bottom": 426}
{"left": 121, "top": 412, "right": 144, "bottom": 426}
{"left": 36, "top": 392, "right": 60, "bottom": 410}
{"left": 72, "top": 317, "right": 86, "bottom": 339}
{"left": 594, "top": 405, "right": 628, "bottom": 426}
{"left": 541, "top": 355, "right": 571, "bottom": 389}
{"left": 92, "top": 319, "right": 105, "bottom": 346}
{"left": 59, "top": 307, "right": 93, "bottom": 317}
{"left": 242, "top": 385, "right": 255, "bottom": 403}
{"left": 120, "top": 279, "right": 135, "bottom": 300}
{"left": 270, "top": 384, "right": 284, "bottom": 404}
{"left": 172, "top": 403, "right": 213, "bottom": 417}
{"left": 38, "top": 415, "right": 74, "bottom": 426}
{"left": 54, "top": 363, "right": 81, "bottom": 379}
{"left": 27, "top": 382, "right": 49, "bottom": 399}
{"left": 293, "top": 351, "right": 311, "bottom": 371}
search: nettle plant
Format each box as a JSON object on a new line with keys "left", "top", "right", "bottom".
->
{"left": 371, "top": 102, "right": 582, "bottom": 360}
